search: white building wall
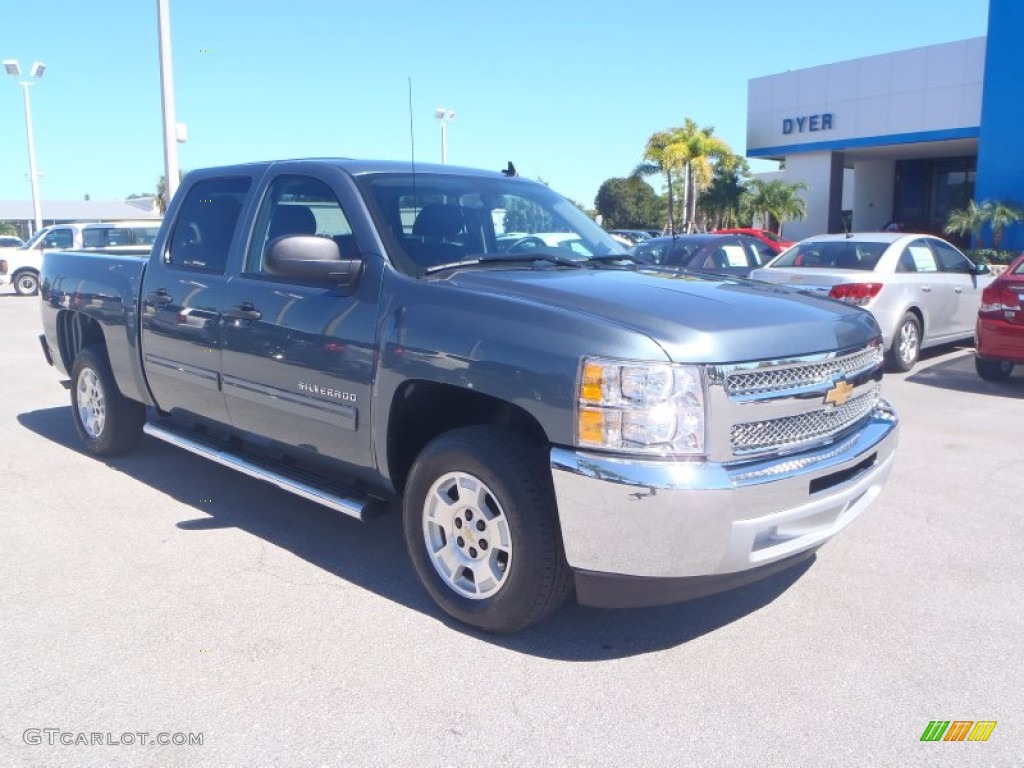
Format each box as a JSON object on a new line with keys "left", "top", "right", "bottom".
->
{"left": 782, "top": 153, "right": 836, "bottom": 240}
{"left": 851, "top": 160, "right": 896, "bottom": 232}
{"left": 747, "top": 37, "right": 985, "bottom": 155}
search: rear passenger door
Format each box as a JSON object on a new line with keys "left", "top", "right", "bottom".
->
{"left": 900, "top": 238, "right": 953, "bottom": 339}
{"left": 929, "top": 238, "right": 986, "bottom": 337}
{"left": 219, "top": 169, "right": 383, "bottom": 475}
{"left": 140, "top": 175, "right": 254, "bottom": 426}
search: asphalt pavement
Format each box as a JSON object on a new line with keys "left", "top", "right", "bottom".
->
{"left": 0, "top": 289, "right": 1020, "bottom": 767}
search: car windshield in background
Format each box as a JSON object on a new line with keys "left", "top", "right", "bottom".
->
{"left": 771, "top": 240, "right": 887, "bottom": 271}
{"left": 357, "top": 173, "right": 628, "bottom": 273}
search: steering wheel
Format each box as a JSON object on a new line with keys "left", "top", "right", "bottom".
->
{"left": 505, "top": 236, "right": 546, "bottom": 253}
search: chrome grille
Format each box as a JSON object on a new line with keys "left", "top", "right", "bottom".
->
{"left": 725, "top": 346, "right": 882, "bottom": 397}
{"left": 730, "top": 388, "right": 878, "bottom": 456}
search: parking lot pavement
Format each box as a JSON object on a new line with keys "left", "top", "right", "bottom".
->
{"left": 0, "top": 292, "right": 1020, "bottom": 767}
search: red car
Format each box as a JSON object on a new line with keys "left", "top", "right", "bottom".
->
{"left": 975, "top": 253, "right": 1024, "bottom": 381}
{"left": 714, "top": 228, "right": 794, "bottom": 253}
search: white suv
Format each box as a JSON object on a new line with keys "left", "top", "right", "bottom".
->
{"left": 0, "top": 220, "right": 160, "bottom": 295}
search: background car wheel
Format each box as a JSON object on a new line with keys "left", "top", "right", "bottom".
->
{"left": 70, "top": 346, "right": 146, "bottom": 456}
{"left": 887, "top": 313, "right": 921, "bottom": 372}
{"left": 403, "top": 425, "right": 572, "bottom": 633}
{"left": 975, "top": 357, "right": 1014, "bottom": 381}
{"left": 13, "top": 270, "right": 39, "bottom": 296}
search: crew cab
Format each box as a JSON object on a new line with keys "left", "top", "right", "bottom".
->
{"left": 39, "top": 159, "right": 899, "bottom": 632}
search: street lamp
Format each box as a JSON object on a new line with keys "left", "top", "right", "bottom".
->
{"left": 435, "top": 108, "right": 455, "bottom": 164}
{"left": 4, "top": 59, "right": 46, "bottom": 234}
{"left": 157, "top": 0, "right": 181, "bottom": 205}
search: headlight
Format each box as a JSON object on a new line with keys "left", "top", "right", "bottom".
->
{"left": 577, "top": 357, "right": 706, "bottom": 456}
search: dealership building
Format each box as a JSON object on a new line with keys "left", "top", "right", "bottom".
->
{"left": 746, "top": 0, "right": 1023, "bottom": 248}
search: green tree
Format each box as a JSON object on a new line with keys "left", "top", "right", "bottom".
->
{"left": 637, "top": 129, "right": 689, "bottom": 234}
{"left": 155, "top": 170, "right": 186, "bottom": 214}
{"left": 698, "top": 156, "right": 750, "bottom": 230}
{"left": 594, "top": 176, "right": 664, "bottom": 230}
{"left": 0, "top": 221, "right": 20, "bottom": 237}
{"left": 945, "top": 199, "right": 1024, "bottom": 248}
{"left": 945, "top": 200, "right": 987, "bottom": 246}
{"left": 674, "top": 119, "right": 732, "bottom": 232}
{"left": 743, "top": 179, "right": 808, "bottom": 235}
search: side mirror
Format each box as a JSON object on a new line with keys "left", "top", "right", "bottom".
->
{"left": 974, "top": 262, "right": 991, "bottom": 276}
{"left": 266, "top": 235, "right": 363, "bottom": 285}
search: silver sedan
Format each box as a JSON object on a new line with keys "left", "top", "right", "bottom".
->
{"left": 751, "top": 232, "right": 993, "bottom": 371}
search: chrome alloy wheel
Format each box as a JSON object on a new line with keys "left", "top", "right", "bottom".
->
{"left": 898, "top": 320, "right": 919, "bottom": 365}
{"left": 77, "top": 367, "right": 106, "bottom": 439}
{"left": 422, "top": 471, "right": 513, "bottom": 600}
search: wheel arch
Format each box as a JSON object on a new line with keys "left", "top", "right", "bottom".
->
{"left": 55, "top": 310, "right": 110, "bottom": 373}
{"left": 386, "top": 379, "right": 550, "bottom": 494}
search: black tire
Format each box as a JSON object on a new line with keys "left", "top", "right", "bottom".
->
{"left": 13, "top": 270, "right": 39, "bottom": 296}
{"left": 887, "top": 312, "right": 921, "bottom": 372}
{"left": 70, "top": 346, "right": 146, "bottom": 456}
{"left": 403, "top": 426, "right": 572, "bottom": 633}
{"left": 975, "top": 356, "right": 1014, "bottom": 382}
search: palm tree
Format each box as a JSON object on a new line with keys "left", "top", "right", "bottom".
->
{"left": 743, "top": 179, "right": 808, "bottom": 235}
{"left": 945, "top": 199, "right": 1023, "bottom": 248}
{"left": 675, "top": 119, "right": 732, "bottom": 232}
{"left": 984, "top": 200, "right": 1023, "bottom": 248}
{"left": 637, "top": 129, "right": 689, "bottom": 234}
{"left": 699, "top": 156, "right": 750, "bottom": 229}
{"left": 944, "top": 200, "right": 987, "bottom": 246}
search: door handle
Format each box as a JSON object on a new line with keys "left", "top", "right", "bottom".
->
{"left": 226, "top": 303, "right": 262, "bottom": 321}
{"left": 920, "top": 286, "right": 932, "bottom": 293}
{"left": 954, "top": 287, "right": 963, "bottom": 293}
{"left": 147, "top": 289, "right": 173, "bottom": 305}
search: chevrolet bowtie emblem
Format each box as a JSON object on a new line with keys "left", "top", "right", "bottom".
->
{"left": 824, "top": 379, "right": 854, "bottom": 407}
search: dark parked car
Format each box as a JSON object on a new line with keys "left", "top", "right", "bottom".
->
{"left": 631, "top": 233, "right": 777, "bottom": 278}
{"left": 0, "top": 235, "right": 24, "bottom": 248}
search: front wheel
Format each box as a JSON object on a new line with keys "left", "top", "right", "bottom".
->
{"left": 975, "top": 357, "right": 1014, "bottom": 381}
{"left": 887, "top": 313, "right": 921, "bottom": 372}
{"left": 70, "top": 347, "right": 146, "bottom": 456}
{"left": 13, "top": 270, "right": 39, "bottom": 296}
{"left": 403, "top": 426, "right": 572, "bottom": 633}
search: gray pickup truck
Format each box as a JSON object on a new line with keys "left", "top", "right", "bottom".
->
{"left": 38, "top": 159, "right": 899, "bottom": 632}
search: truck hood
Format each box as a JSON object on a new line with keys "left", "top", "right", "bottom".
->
{"left": 445, "top": 267, "right": 879, "bottom": 363}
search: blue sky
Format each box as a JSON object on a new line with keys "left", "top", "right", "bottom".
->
{"left": 0, "top": 1, "right": 990, "bottom": 208}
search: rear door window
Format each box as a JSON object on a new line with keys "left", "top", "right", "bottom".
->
{"left": 166, "top": 177, "right": 252, "bottom": 273}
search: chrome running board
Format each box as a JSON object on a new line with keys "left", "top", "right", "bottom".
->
{"left": 143, "top": 421, "right": 373, "bottom": 520}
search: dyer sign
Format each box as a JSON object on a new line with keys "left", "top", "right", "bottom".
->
{"left": 782, "top": 114, "right": 834, "bottom": 134}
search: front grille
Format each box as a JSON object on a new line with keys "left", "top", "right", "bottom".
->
{"left": 730, "top": 387, "right": 878, "bottom": 456}
{"left": 725, "top": 346, "right": 882, "bottom": 397}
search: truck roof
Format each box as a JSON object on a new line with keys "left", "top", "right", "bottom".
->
{"left": 189, "top": 157, "right": 514, "bottom": 180}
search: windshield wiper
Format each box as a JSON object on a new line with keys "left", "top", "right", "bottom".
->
{"left": 424, "top": 252, "right": 585, "bottom": 274}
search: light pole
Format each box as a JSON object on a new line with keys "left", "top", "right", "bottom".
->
{"left": 435, "top": 108, "right": 455, "bottom": 164}
{"left": 157, "top": 0, "right": 180, "bottom": 205}
{"left": 3, "top": 59, "right": 45, "bottom": 234}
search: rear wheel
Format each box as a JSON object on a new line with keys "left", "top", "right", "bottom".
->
{"left": 403, "top": 426, "right": 572, "bottom": 633}
{"left": 13, "top": 270, "right": 39, "bottom": 296}
{"left": 70, "top": 347, "right": 146, "bottom": 456}
{"left": 975, "top": 357, "right": 1014, "bottom": 382}
{"left": 887, "top": 313, "right": 921, "bottom": 372}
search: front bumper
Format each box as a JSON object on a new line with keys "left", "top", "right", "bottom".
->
{"left": 551, "top": 400, "right": 898, "bottom": 607}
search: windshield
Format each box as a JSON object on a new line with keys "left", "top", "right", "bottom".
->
{"left": 771, "top": 240, "right": 887, "bottom": 271}
{"left": 357, "top": 173, "right": 628, "bottom": 273}
{"left": 20, "top": 228, "right": 49, "bottom": 250}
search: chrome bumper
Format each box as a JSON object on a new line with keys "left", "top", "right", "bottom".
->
{"left": 550, "top": 400, "right": 898, "bottom": 581}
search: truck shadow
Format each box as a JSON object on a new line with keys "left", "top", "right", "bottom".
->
{"left": 19, "top": 405, "right": 812, "bottom": 661}
{"left": 903, "top": 349, "right": 1024, "bottom": 398}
